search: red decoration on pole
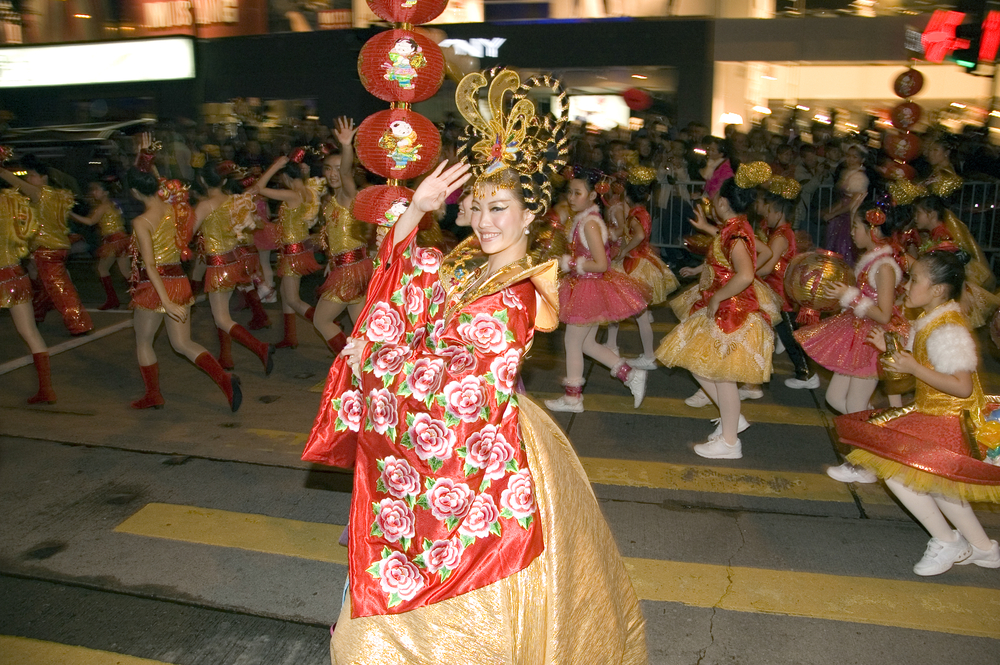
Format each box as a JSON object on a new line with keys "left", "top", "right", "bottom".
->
{"left": 366, "top": 0, "right": 449, "bottom": 25}
{"left": 892, "top": 70, "right": 924, "bottom": 98}
{"left": 885, "top": 132, "right": 922, "bottom": 162}
{"left": 890, "top": 101, "right": 922, "bottom": 129}
{"left": 622, "top": 88, "right": 653, "bottom": 111}
{"left": 352, "top": 185, "right": 414, "bottom": 226}
{"left": 359, "top": 29, "right": 445, "bottom": 103}
{"left": 355, "top": 109, "right": 441, "bottom": 181}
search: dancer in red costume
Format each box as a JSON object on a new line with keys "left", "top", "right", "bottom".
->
{"left": 70, "top": 179, "right": 130, "bottom": 310}
{"left": 302, "top": 69, "right": 646, "bottom": 662}
{"left": 257, "top": 155, "right": 322, "bottom": 349}
{"left": 192, "top": 161, "right": 277, "bottom": 375}
{"left": 1, "top": 187, "right": 56, "bottom": 403}
{"left": 127, "top": 168, "right": 242, "bottom": 412}
{"left": 834, "top": 251, "right": 1000, "bottom": 576}
{"left": 0, "top": 157, "right": 93, "bottom": 335}
{"left": 313, "top": 117, "right": 375, "bottom": 356}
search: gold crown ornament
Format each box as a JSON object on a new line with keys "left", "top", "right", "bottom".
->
{"left": 627, "top": 165, "right": 657, "bottom": 186}
{"left": 888, "top": 179, "right": 926, "bottom": 206}
{"left": 734, "top": 161, "right": 772, "bottom": 189}
{"left": 767, "top": 175, "right": 801, "bottom": 200}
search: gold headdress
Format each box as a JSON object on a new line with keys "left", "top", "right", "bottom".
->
{"left": 734, "top": 161, "right": 772, "bottom": 189}
{"left": 888, "top": 179, "right": 926, "bottom": 206}
{"left": 456, "top": 67, "right": 569, "bottom": 216}
{"left": 767, "top": 175, "right": 801, "bottom": 201}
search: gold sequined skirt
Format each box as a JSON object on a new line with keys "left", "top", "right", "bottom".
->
{"left": 330, "top": 397, "right": 648, "bottom": 665}
{"left": 656, "top": 308, "right": 774, "bottom": 384}
{"left": 628, "top": 254, "right": 679, "bottom": 306}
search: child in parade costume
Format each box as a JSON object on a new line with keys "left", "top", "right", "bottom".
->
{"left": 257, "top": 154, "right": 323, "bottom": 349}
{"left": 821, "top": 144, "right": 871, "bottom": 266}
{"left": 302, "top": 69, "right": 647, "bottom": 663}
{"left": 192, "top": 161, "right": 277, "bottom": 376}
{"left": 755, "top": 177, "right": 816, "bottom": 389}
{"left": 0, "top": 158, "right": 93, "bottom": 335}
{"left": 833, "top": 251, "right": 1000, "bottom": 576}
{"left": 544, "top": 168, "right": 651, "bottom": 413}
{"left": 314, "top": 117, "right": 375, "bottom": 356}
{"left": 602, "top": 166, "right": 680, "bottom": 370}
{"left": 70, "top": 179, "right": 130, "bottom": 310}
{"left": 795, "top": 202, "right": 910, "bottom": 483}
{"left": 656, "top": 164, "right": 779, "bottom": 460}
{"left": 1, "top": 187, "right": 56, "bottom": 403}
{"left": 127, "top": 168, "right": 242, "bottom": 412}
{"left": 230, "top": 167, "right": 273, "bottom": 330}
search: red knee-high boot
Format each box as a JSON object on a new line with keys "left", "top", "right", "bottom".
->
{"left": 131, "top": 363, "right": 165, "bottom": 409}
{"left": 99, "top": 275, "right": 120, "bottom": 310}
{"left": 217, "top": 327, "right": 234, "bottom": 370}
{"left": 230, "top": 324, "right": 275, "bottom": 376}
{"left": 276, "top": 313, "right": 298, "bottom": 349}
{"left": 194, "top": 352, "right": 242, "bottom": 412}
{"left": 27, "top": 352, "right": 57, "bottom": 404}
{"left": 245, "top": 288, "right": 271, "bottom": 330}
{"left": 326, "top": 332, "right": 348, "bottom": 356}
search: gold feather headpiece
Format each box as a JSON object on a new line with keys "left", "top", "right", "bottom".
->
{"left": 456, "top": 67, "right": 569, "bottom": 216}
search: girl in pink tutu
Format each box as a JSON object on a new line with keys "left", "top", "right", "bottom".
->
{"left": 545, "top": 168, "right": 650, "bottom": 413}
{"left": 794, "top": 201, "right": 910, "bottom": 481}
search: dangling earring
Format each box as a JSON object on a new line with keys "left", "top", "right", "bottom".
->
{"left": 524, "top": 227, "right": 530, "bottom": 235}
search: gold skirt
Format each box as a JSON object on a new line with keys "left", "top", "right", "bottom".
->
{"left": 656, "top": 308, "right": 774, "bottom": 385}
{"left": 630, "top": 255, "right": 679, "bottom": 306}
{"left": 330, "top": 397, "right": 648, "bottom": 665}
{"left": 963, "top": 282, "right": 1000, "bottom": 329}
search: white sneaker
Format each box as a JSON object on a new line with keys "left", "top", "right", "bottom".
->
{"left": 825, "top": 462, "right": 877, "bottom": 484}
{"left": 956, "top": 539, "right": 1000, "bottom": 568}
{"left": 694, "top": 435, "right": 743, "bottom": 460}
{"left": 710, "top": 414, "right": 750, "bottom": 438}
{"left": 684, "top": 388, "right": 713, "bottom": 408}
{"left": 738, "top": 386, "right": 764, "bottom": 400}
{"left": 545, "top": 395, "right": 584, "bottom": 413}
{"left": 785, "top": 374, "right": 820, "bottom": 390}
{"left": 774, "top": 337, "right": 786, "bottom": 355}
{"left": 258, "top": 284, "right": 277, "bottom": 303}
{"left": 628, "top": 354, "right": 658, "bottom": 370}
{"left": 913, "top": 531, "right": 972, "bottom": 576}
{"left": 624, "top": 368, "right": 647, "bottom": 408}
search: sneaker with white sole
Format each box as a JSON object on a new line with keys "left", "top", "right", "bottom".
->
{"left": 785, "top": 374, "right": 820, "bottom": 390}
{"left": 694, "top": 435, "right": 743, "bottom": 460}
{"left": 738, "top": 386, "right": 764, "bottom": 400}
{"left": 684, "top": 388, "right": 713, "bottom": 408}
{"left": 544, "top": 395, "right": 584, "bottom": 413}
{"left": 774, "top": 337, "right": 786, "bottom": 355}
{"left": 956, "top": 539, "right": 1000, "bottom": 568}
{"left": 625, "top": 368, "right": 647, "bottom": 408}
{"left": 628, "top": 354, "right": 658, "bottom": 370}
{"left": 913, "top": 531, "right": 972, "bottom": 576}
{"left": 825, "top": 462, "right": 877, "bottom": 484}
{"left": 710, "top": 414, "right": 750, "bottom": 438}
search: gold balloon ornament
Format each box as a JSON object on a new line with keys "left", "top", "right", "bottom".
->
{"left": 784, "top": 249, "right": 856, "bottom": 325}
{"left": 878, "top": 331, "right": 916, "bottom": 395}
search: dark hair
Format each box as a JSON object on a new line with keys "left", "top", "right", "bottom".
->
{"left": 570, "top": 165, "right": 602, "bottom": 192}
{"left": 127, "top": 168, "right": 159, "bottom": 197}
{"left": 717, "top": 177, "right": 756, "bottom": 214}
{"left": 281, "top": 161, "right": 304, "bottom": 182}
{"left": 200, "top": 162, "right": 225, "bottom": 189}
{"left": 763, "top": 190, "right": 795, "bottom": 223}
{"left": 625, "top": 181, "right": 651, "bottom": 205}
{"left": 20, "top": 154, "right": 50, "bottom": 179}
{"left": 920, "top": 249, "right": 970, "bottom": 300}
{"left": 913, "top": 195, "right": 949, "bottom": 220}
{"left": 857, "top": 201, "right": 905, "bottom": 238}
{"left": 799, "top": 144, "right": 816, "bottom": 156}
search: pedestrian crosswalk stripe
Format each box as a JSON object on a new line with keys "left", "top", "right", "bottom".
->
{"left": 0, "top": 635, "right": 175, "bottom": 665}
{"left": 115, "top": 503, "right": 1000, "bottom": 639}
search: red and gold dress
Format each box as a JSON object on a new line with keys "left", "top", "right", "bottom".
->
{"left": 199, "top": 194, "right": 257, "bottom": 293}
{"left": 0, "top": 188, "right": 35, "bottom": 308}
{"left": 558, "top": 204, "right": 649, "bottom": 325}
{"left": 656, "top": 215, "right": 777, "bottom": 384}
{"left": 302, "top": 226, "right": 646, "bottom": 663}
{"left": 795, "top": 244, "right": 909, "bottom": 378}
{"left": 30, "top": 186, "right": 93, "bottom": 335}
{"left": 129, "top": 211, "right": 194, "bottom": 312}
{"left": 836, "top": 301, "right": 1000, "bottom": 502}
{"left": 95, "top": 204, "right": 130, "bottom": 259}
{"left": 317, "top": 197, "right": 375, "bottom": 304}
{"left": 622, "top": 204, "right": 678, "bottom": 306}
{"left": 276, "top": 190, "right": 322, "bottom": 277}
{"left": 761, "top": 222, "right": 797, "bottom": 313}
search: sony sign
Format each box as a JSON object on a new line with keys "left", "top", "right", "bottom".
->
{"left": 438, "top": 38, "right": 505, "bottom": 58}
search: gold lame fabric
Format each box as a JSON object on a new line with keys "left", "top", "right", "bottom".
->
{"left": 943, "top": 210, "right": 995, "bottom": 291}
{"left": 98, "top": 205, "right": 125, "bottom": 237}
{"left": 29, "top": 186, "right": 74, "bottom": 251}
{"left": 0, "top": 188, "right": 36, "bottom": 266}
{"left": 911, "top": 307, "right": 985, "bottom": 419}
{"left": 279, "top": 189, "right": 321, "bottom": 245}
{"left": 201, "top": 201, "right": 240, "bottom": 256}
{"left": 325, "top": 197, "right": 374, "bottom": 256}
{"left": 148, "top": 211, "right": 182, "bottom": 267}
{"left": 330, "top": 396, "right": 648, "bottom": 665}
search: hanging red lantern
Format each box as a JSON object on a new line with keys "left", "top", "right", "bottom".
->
{"left": 622, "top": 88, "right": 653, "bottom": 111}
{"left": 893, "top": 69, "right": 924, "bottom": 98}
{"left": 359, "top": 29, "right": 445, "bottom": 103}
{"left": 367, "top": 0, "right": 449, "bottom": 25}
{"left": 882, "top": 160, "right": 917, "bottom": 182}
{"left": 884, "top": 132, "right": 922, "bottom": 162}
{"left": 352, "top": 185, "right": 414, "bottom": 226}
{"left": 890, "top": 101, "right": 923, "bottom": 130}
{"left": 356, "top": 109, "right": 440, "bottom": 180}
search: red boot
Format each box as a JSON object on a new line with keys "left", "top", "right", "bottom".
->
{"left": 131, "top": 363, "right": 165, "bottom": 409}
{"left": 217, "top": 327, "right": 235, "bottom": 370}
{"left": 326, "top": 332, "right": 348, "bottom": 356}
{"left": 275, "top": 313, "right": 298, "bottom": 349}
{"left": 27, "top": 352, "right": 57, "bottom": 404}
{"left": 98, "top": 275, "right": 120, "bottom": 310}
{"left": 230, "top": 323, "right": 275, "bottom": 376}
{"left": 194, "top": 352, "right": 242, "bottom": 412}
{"left": 245, "top": 288, "right": 271, "bottom": 330}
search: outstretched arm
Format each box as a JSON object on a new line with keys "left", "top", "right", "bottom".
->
{"left": 334, "top": 117, "right": 358, "bottom": 201}
{"left": 70, "top": 201, "right": 109, "bottom": 227}
{"left": 390, "top": 161, "right": 471, "bottom": 253}
{"left": 0, "top": 167, "right": 40, "bottom": 202}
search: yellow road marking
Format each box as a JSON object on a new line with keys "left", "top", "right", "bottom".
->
{"left": 0, "top": 636, "right": 175, "bottom": 665}
{"left": 116, "top": 503, "right": 1000, "bottom": 639}
{"left": 244, "top": 428, "right": 309, "bottom": 448}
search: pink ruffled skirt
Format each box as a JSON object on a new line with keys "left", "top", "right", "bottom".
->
{"left": 559, "top": 269, "right": 650, "bottom": 326}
